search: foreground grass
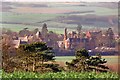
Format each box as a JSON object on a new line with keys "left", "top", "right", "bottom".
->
{"left": 2, "top": 71, "right": 119, "bottom": 79}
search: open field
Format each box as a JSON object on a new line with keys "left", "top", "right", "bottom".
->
{"left": 1, "top": 2, "right": 118, "bottom": 34}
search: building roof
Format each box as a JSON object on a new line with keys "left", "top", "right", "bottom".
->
{"left": 66, "top": 38, "right": 89, "bottom": 43}
{"left": 90, "top": 31, "right": 101, "bottom": 35}
{"left": 86, "top": 31, "right": 91, "bottom": 38}
{"left": 19, "top": 36, "right": 28, "bottom": 42}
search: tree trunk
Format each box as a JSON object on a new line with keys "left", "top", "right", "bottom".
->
{"left": 33, "top": 59, "right": 36, "bottom": 72}
{"left": 41, "top": 57, "right": 44, "bottom": 72}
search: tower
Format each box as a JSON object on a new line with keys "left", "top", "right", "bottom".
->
{"left": 64, "top": 28, "right": 69, "bottom": 49}
{"left": 64, "top": 28, "right": 67, "bottom": 41}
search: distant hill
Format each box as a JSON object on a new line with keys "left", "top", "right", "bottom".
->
{"left": 1, "top": 2, "right": 118, "bottom": 33}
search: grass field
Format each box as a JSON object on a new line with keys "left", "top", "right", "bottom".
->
{"left": 1, "top": 12, "right": 64, "bottom": 23}
{"left": 2, "top": 71, "right": 119, "bottom": 79}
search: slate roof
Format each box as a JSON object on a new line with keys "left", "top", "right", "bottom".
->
{"left": 66, "top": 38, "right": 89, "bottom": 43}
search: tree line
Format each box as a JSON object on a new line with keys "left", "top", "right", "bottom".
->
{"left": 2, "top": 42, "right": 109, "bottom": 73}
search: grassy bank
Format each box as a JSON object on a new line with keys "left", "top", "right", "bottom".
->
{"left": 2, "top": 71, "right": 119, "bottom": 79}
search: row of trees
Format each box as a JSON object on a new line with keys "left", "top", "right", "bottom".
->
{"left": 2, "top": 42, "right": 109, "bottom": 73}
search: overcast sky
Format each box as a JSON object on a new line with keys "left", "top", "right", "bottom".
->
{"left": 1, "top": 0, "right": 120, "bottom": 2}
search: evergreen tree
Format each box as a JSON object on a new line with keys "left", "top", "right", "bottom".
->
{"left": 19, "top": 28, "right": 30, "bottom": 37}
{"left": 17, "top": 42, "right": 55, "bottom": 72}
{"left": 2, "top": 44, "right": 18, "bottom": 72}
{"left": 66, "top": 48, "right": 109, "bottom": 72}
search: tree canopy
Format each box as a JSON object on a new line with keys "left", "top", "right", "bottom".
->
{"left": 15, "top": 42, "right": 55, "bottom": 72}
{"left": 66, "top": 48, "right": 109, "bottom": 72}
